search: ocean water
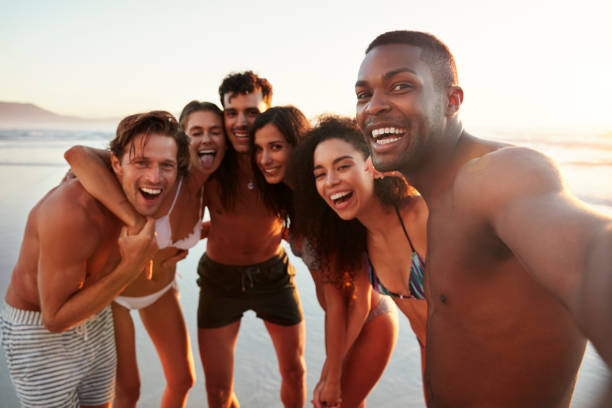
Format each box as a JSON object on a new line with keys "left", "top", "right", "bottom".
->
{"left": 0, "top": 129, "right": 610, "bottom": 407}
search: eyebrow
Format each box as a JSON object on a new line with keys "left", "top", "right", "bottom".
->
{"left": 355, "top": 67, "right": 418, "bottom": 87}
{"left": 313, "top": 155, "right": 354, "bottom": 170}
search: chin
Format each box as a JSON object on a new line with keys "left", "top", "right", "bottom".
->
{"left": 232, "top": 144, "right": 249, "bottom": 153}
{"left": 372, "top": 155, "right": 401, "bottom": 173}
{"left": 266, "top": 176, "right": 282, "bottom": 184}
{"left": 137, "top": 205, "right": 159, "bottom": 217}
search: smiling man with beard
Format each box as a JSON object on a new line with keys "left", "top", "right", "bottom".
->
{"left": 355, "top": 30, "right": 612, "bottom": 407}
{"left": 1, "top": 111, "right": 185, "bottom": 408}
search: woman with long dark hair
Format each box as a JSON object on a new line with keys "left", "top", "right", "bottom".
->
{"left": 249, "top": 107, "right": 398, "bottom": 408}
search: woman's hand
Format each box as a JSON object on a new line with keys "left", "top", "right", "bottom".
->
{"left": 313, "top": 377, "right": 342, "bottom": 408}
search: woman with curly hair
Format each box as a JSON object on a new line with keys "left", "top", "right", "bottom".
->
{"left": 249, "top": 107, "right": 398, "bottom": 408}
{"left": 288, "top": 115, "right": 429, "bottom": 404}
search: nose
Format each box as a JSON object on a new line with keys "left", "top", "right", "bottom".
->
{"left": 237, "top": 112, "right": 248, "bottom": 127}
{"left": 261, "top": 149, "right": 272, "bottom": 165}
{"left": 145, "top": 164, "right": 162, "bottom": 184}
{"left": 202, "top": 130, "right": 212, "bottom": 143}
{"left": 324, "top": 169, "right": 340, "bottom": 188}
{"left": 365, "top": 90, "right": 391, "bottom": 115}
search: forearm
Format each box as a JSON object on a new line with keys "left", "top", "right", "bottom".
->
{"left": 65, "top": 145, "right": 143, "bottom": 229}
{"left": 42, "top": 259, "right": 144, "bottom": 332}
{"left": 578, "top": 223, "right": 612, "bottom": 367}
{"left": 322, "top": 288, "right": 347, "bottom": 386}
{"left": 343, "top": 266, "right": 371, "bottom": 354}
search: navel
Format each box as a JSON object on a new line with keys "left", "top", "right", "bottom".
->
{"left": 439, "top": 294, "right": 447, "bottom": 304}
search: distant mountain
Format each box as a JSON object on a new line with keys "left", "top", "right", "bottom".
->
{"left": 0, "top": 102, "right": 119, "bottom": 130}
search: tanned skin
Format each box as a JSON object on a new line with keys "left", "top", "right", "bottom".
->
{"left": 356, "top": 42, "right": 612, "bottom": 407}
{"left": 199, "top": 90, "right": 306, "bottom": 408}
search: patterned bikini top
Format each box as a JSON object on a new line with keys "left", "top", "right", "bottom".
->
{"left": 367, "top": 205, "right": 426, "bottom": 300}
{"left": 155, "top": 177, "right": 205, "bottom": 250}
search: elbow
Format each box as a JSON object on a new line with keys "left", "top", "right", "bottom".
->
{"left": 42, "top": 314, "right": 70, "bottom": 333}
{"left": 64, "top": 145, "right": 86, "bottom": 165}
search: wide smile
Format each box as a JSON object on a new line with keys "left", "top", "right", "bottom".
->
{"left": 139, "top": 186, "right": 162, "bottom": 201}
{"left": 371, "top": 126, "right": 406, "bottom": 145}
{"left": 232, "top": 129, "right": 249, "bottom": 141}
{"left": 328, "top": 190, "right": 354, "bottom": 209}
{"left": 263, "top": 166, "right": 282, "bottom": 176}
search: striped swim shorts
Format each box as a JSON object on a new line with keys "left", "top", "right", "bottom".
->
{"left": 1, "top": 304, "right": 116, "bottom": 408}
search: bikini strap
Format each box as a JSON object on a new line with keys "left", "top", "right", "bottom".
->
{"left": 394, "top": 204, "right": 416, "bottom": 252}
{"left": 167, "top": 176, "right": 183, "bottom": 215}
{"left": 198, "top": 184, "right": 205, "bottom": 220}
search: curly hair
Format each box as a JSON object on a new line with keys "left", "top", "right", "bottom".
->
{"left": 111, "top": 110, "right": 190, "bottom": 176}
{"left": 218, "top": 70, "right": 273, "bottom": 108}
{"left": 288, "top": 115, "right": 412, "bottom": 287}
{"left": 248, "top": 106, "right": 310, "bottom": 221}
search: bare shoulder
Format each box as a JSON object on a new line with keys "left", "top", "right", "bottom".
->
{"left": 37, "top": 180, "right": 105, "bottom": 252}
{"left": 453, "top": 146, "right": 566, "bottom": 214}
{"left": 398, "top": 194, "right": 429, "bottom": 223}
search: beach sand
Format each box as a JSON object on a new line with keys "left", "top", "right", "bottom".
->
{"left": 0, "top": 136, "right": 610, "bottom": 407}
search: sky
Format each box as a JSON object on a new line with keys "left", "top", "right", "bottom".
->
{"left": 1, "top": 0, "right": 611, "bottom": 134}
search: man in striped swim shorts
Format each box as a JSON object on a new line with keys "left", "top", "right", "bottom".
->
{"left": 1, "top": 111, "right": 188, "bottom": 407}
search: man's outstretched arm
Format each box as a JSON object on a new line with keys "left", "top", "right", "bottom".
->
{"left": 466, "top": 147, "right": 612, "bottom": 367}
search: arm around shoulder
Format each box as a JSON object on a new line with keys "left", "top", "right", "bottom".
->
{"left": 65, "top": 145, "right": 144, "bottom": 231}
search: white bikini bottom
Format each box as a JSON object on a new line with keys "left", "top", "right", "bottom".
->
{"left": 114, "top": 280, "right": 177, "bottom": 310}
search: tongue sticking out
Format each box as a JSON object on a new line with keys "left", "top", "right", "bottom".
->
{"left": 199, "top": 153, "right": 215, "bottom": 168}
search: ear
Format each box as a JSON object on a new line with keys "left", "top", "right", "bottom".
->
{"left": 445, "top": 86, "right": 464, "bottom": 116}
{"left": 110, "top": 153, "right": 122, "bottom": 177}
{"left": 365, "top": 156, "right": 374, "bottom": 173}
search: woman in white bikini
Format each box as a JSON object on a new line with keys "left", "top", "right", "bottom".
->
{"left": 288, "top": 116, "right": 429, "bottom": 404}
{"left": 64, "top": 101, "right": 226, "bottom": 408}
{"left": 249, "top": 107, "right": 399, "bottom": 408}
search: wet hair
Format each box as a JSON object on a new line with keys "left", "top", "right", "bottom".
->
{"left": 288, "top": 115, "right": 412, "bottom": 286}
{"left": 366, "top": 30, "right": 458, "bottom": 89}
{"left": 110, "top": 110, "right": 190, "bottom": 176}
{"left": 247, "top": 106, "right": 311, "bottom": 220}
{"left": 218, "top": 70, "right": 273, "bottom": 108}
{"left": 178, "top": 100, "right": 223, "bottom": 131}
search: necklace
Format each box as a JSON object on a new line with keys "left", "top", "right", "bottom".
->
{"left": 247, "top": 179, "right": 255, "bottom": 190}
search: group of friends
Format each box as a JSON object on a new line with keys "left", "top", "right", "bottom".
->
{"left": 2, "top": 30, "right": 612, "bottom": 408}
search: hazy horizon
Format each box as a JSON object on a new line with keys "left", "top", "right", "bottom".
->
{"left": 1, "top": 0, "right": 611, "bottom": 134}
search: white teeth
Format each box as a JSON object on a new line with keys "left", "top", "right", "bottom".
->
{"left": 199, "top": 149, "right": 215, "bottom": 155}
{"left": 375, "top": 137, "right": 400, "bottom": 145}
{"left": 141, "top": 187, "right": 161, "bottom": 195}
{"left": 372, "top": 127, "right": 405, "bottom": 138}
{"left": 330, "top": 191, "right": 350, "bottom": 201}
